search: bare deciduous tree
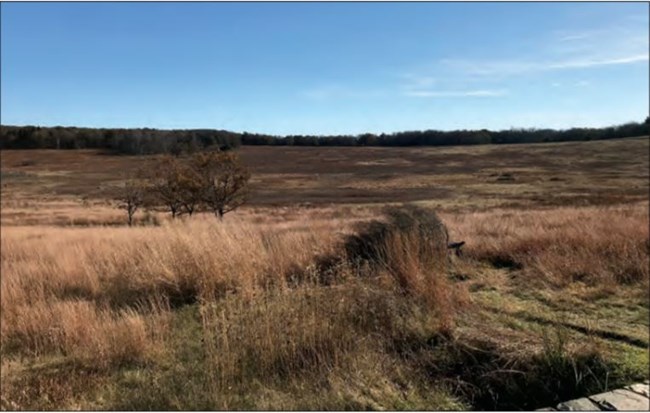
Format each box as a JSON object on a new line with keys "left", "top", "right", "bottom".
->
{"left": 118, "top": 151, "right": 251, "bottom": 221}
{"left": 117, "top": 178, "right": 146, "bottom": 226}
{"left": 150, "top": 156, "right": 185, "bottom": 219}
{"left": 192, "top": 151, "right": 251, "bottom": 219}
{"left": 176, "top": 163, "right": 203, "bottom": 217}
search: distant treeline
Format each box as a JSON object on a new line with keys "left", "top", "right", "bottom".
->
{"left": 0, "top": 126, "right": 241, "bottom": 155}
{"left": 1, "top": 118, "right": 648, "bottom": 154}
{"left": 241, "top": 119, "right": 649, "bottom": 147}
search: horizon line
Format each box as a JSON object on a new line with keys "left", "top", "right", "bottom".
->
{"left": 1, "top": 118, "right": 648, "bottom": 138}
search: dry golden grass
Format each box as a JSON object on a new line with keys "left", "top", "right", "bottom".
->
{"left": 0, "top": 216, "right": 342, "bottom": 368}
{"left": 1, "top": 217, "right": 336, "bottom": 299}
{"left": 0, "top": 196, "right": 162, "bottom": 226}
{"left": 200, "top": 280, "right": 464, "bottom": 410}
{"left": 443, "top": 202, "right": 650, "bottom": 289}
{"left": 3, "top": 202, "right": 646, "bottom": 353}
{"left": 0, "top": 206, "right": 467, "bottom": 409}
{"left": 2, "top": 298, "right": 169, "bottom": 369}
{"left": 1, "top": 137, "right": 648, "bottom": 409}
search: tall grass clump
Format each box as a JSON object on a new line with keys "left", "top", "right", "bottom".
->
{"left": 200, "top": 280, "right": 451, "bottom": 409}
{"left": 1, "top": 297, "right": 170, "bottom": 368}
{"left": 343, "top": 205, "right": 464, "bottom": 331}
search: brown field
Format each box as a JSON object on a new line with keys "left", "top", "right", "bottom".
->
{"left": 1, "top": 137, "right": 649, "bottom": 410}
{"left": 2, "top": 136, "right": 648, "bottom": 210}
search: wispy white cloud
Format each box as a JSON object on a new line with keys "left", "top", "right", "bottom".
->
{"left": 404, "top": 89, "right": 507, "bottom": 98}
{"left": 557, "top": 32, "right": 594, "bottom": 42}
{"left": 547, "top": 54, "right": 648, "bottom": 70}
{"left": 399, "top": 73, "right": 508, "bottom": 98}
{"left": 399, "top": 73, "right": 437, "bottom": 88}
{"left": 552, "top": 23, "right": 647, "bottom": 53}
{"left": 439, "top": 21, "right": 648, "bottom": 77}
{"left": 441, "top": 53, "right": 648, "bottom": 76}
{"left": 306, "top": 18, "right": 645, "bottom": 103}
{"left": 300, "top": 85, "right": 385, "bottom": 100}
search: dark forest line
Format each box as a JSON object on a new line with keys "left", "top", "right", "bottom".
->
{"left": 1, "top": 118, "right": 648, "bottom": 155}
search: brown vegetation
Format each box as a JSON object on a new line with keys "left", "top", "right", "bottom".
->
{"left": 116, "top": 178, "right": 146, "bottom": 226}
{"left": 2, "top": 200, "right": 648, "bottom": 409}
{"left": 444, "top": 203, "right": 650, "bottom": 289}
{"left": 1, "top": 136, "right": 647, "bottom": 210}
{"left": 1, "top": 137, "right": 648, "bottom": 409}
{"left": 192, "top": 151, "right": 251, "bottom": 218}
{"left": 136, "top": 151, "right": 250, "bottom": 222}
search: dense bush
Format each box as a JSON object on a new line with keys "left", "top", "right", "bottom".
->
{"left": 345, "top": 205, "right": 449, "bottom": 267}
{"left": 344, "top": 205, "right": 455, "bottom": 316}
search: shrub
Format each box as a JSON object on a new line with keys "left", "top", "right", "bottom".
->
{"left": 343, "top": 205, "right": 462, "bottom": 332}
{"left": 344, "top": 205, "right": 450, "bottom": 289}
{"left": 344, "top": 205, "right": 449, "bottom": 269}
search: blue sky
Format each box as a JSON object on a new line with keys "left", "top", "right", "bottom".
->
{"left": 1, "top": 2, "right": 648, "bottom": 135}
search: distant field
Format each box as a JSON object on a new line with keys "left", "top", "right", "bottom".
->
{"left": 1, "top": 136, "right": 648, "bottom": 211}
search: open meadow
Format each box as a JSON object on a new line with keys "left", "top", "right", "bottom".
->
{"left": 1, "top": 137, "right": 649, "bottom": 410}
